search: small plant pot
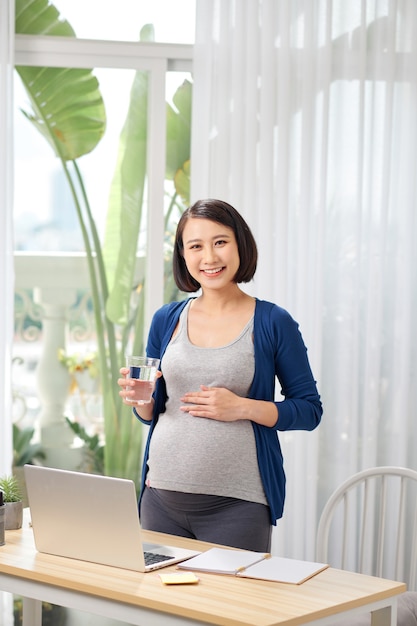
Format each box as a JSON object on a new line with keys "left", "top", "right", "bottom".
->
{"left": 5, "top": 501, "right": 23, "bottom": 530}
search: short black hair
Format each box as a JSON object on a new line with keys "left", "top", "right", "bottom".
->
{"left": 173, "top": 198, "right": 258, "bottom": 293}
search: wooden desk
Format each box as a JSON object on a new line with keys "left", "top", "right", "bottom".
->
{"left": 0, "top": 514, "right": 406, "bottom": 626}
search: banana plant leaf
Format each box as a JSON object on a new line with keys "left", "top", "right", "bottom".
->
{"left": 14, "top": 0, "right": 192, "bottom": 487}
{"left": 14, "top": 0, "right": 141, "bottom": 483}
{"left": 103, "top": 64, "right": 149, "bottom": 324}
{"left": 15, "top": 0, "right": 108, "bottom": 403}
{"left": 174, "top": 159, "right": 191, "bottom": 204}
{"left": 15, "top": 0, "right": 106, "bottom": 160}
{"left": 18, "top": 68, "right": 106, "bottom": 160}
{"left": 15, "top": 0, "right": 75, "bottom": 36}
{"left": 166, "top": 79, "right": 192, "bottom": 181}
{"left": 103, "top": 38, "right": 192, "bottom": 326}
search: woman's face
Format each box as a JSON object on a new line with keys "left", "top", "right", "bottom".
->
{"left": 181, "top": 218, "right": 240, "bottom": 290}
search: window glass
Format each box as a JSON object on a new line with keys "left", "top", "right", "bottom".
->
{"left": 14, "top": 67, "right": 142, "bottom": 251}
{"left": 13, "top": 61, "right": 191, "bottom": 434}
{"left": 52, "top": 0, "right": 196, "bottom": 43}
{"left": 14, "top": 67, "right": 192, "bottom": 252}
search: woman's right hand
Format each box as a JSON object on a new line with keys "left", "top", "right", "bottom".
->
{"left": 117, "top": 367, "right": 162, "bottom": 420}
{"left": 118, "top": 367, "right": 133, "bottom": 404}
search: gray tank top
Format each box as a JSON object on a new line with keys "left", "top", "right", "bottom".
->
{"left": 146, "top": 300, "right": 267, "bottom": 505}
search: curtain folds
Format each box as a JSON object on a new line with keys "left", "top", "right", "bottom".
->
{"left": 0, "top": 1, "right": 15, "bottom": 474}
{"left": 0, "top": 5, "right": 15, "bottom": 624}
{"left": 192, "top": 0, "right": 417, "bottom": 568}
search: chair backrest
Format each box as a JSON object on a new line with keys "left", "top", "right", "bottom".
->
{"left": 316, "top": 466, "right": 417, "bottom": 591}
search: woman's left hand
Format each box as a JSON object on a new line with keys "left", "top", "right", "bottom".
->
{"left": 180, "top": 385, "right": 243, "bottom": 421}
{"left": 180, "top": 385, "right": 279, "bottom": 427}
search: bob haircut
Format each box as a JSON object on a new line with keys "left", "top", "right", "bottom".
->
{"left": 173, "top": 198, "right": 258, "bottom": 293}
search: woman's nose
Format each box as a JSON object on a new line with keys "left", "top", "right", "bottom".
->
{"left": 203, "top": 246, "right": 217, "bottom": 263}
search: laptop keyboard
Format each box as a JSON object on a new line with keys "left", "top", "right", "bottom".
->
{"left": 144, "top": 551, "right": 172, "bottom": 566}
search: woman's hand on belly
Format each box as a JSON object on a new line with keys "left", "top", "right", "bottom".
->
{"left": 180, "top": 385, "right": 278, "bottom": 427}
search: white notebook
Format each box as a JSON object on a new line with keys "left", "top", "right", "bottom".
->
{"left": 178, "top": 547, "right": 329, "bottom": 584}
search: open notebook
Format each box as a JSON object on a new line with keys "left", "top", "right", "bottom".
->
{"left": 24, "top": 465, "right": 201, "bottom": 572}
{"left": 178, "top": 547, "right": 329, "bottom": 584}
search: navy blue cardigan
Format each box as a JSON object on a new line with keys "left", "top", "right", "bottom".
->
{"left": 134, "top": 298, "right": 322, "bottom": 524}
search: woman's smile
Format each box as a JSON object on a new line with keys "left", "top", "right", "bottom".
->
{"left": 201, "top": 266, "right": 225, "bottom": 275}
{"left": 182, "top": 218, "right": 240, "bottom": 289}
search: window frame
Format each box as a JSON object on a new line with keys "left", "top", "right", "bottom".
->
{"left": 14, "top": 33, "right": 193, "bottom": 328}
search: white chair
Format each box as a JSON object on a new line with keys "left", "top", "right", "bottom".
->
{"left": 316, "top": 466, "right": 417, "bottom": 626}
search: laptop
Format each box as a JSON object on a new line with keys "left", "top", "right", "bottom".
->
{"left": 24, "top": 465, "right": 201, "bottom": 572}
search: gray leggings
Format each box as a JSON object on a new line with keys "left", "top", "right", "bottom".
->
{"left": 140, "top": 487, "right": 272, "bottom": 552}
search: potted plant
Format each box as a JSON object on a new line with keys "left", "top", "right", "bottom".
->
{"left": 0, "top": 474, "right": 23, "bottom": 530}
{"left": 65, "top": 417, "right": 105, "bottom": 476}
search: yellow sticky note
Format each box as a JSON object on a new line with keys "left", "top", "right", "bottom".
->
{"left": 159, "top": 572, "right": 200, "bottom": 585}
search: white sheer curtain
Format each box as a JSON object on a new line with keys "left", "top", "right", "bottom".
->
{"left": 0, "top": 1, "right": 15, "bottom": 622}
{"left": 192, "top": 0, "right": 417, "bottom": 565}
{"left": 0, "top": 0, "right": 14, "bottom": 481}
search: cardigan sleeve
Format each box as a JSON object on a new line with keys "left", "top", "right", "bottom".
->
{"left": 132, "top": 306, "right": 165, "bottom": 425}
{"left": 253, "top": 301, "right": 322, "bottom": 432}
{"left": 273, "top": 308, "right": 322, "bottom": 431}
{"left": 133, "top": 300, "right": 189, "bottom": 425}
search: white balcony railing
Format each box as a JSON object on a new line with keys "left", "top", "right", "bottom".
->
{"left": 14, "top": 252, "right": 99, "bottom": 469}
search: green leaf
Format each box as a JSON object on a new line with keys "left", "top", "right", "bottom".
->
{"left": 174, "top": 159, "right": 191, "bottom": 204}
{"left": 17, "top": 67, "right": 106, "bottom": 161}
{"left": 100, "top": 25, "right": 157, "bottom": 479}
{"left": 103, "top": 25, "right": 154, "bottom": 324}
{"left": 15, "top": 0, "right": 106, "bottom": 161}
{"left": 166, "top": 79, "right": 192, "bottom": 180}
{"left": 13, "top": 6, "right": 188, "bottom": 488}
{"left": 12, "top": 424, "right": 46, "bottom": 466}
{"left": 15, "top": 0, "right": 75, "bottom": 36}
{"left": 102, "top": 70, "right": 148, "bottom": 320}
{"left": 0, "top": 474, "right": 23, "bottom": 502}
